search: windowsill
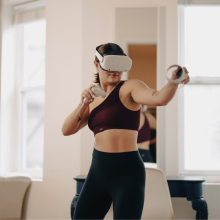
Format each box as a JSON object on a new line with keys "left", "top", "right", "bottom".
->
{"left": 21, "top": 177, "right": 220, "bottom": 184}
{"left": 32, "top": 178, "right": 43, "bottom": 181}
{"left": 203, "top": 182, "right": 220, "bottom": 185}
{"left": 16, "top": 169, "right": 43, "bottom": 180}
{"left": 30, "top": 179, "right": 220, "bottom": 184}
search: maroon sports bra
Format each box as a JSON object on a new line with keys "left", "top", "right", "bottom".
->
{"left": 137, "top": 114, "right": 151, "bottom": 143}
{"left": 88, "top": 80, "right": 141, "bottom": 136}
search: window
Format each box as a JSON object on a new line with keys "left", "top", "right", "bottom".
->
{"left": 178, "top": 6, "right": 220, "bottom": 177}
{"left": 16, "top": 20, "right": 46, "bottom": 177}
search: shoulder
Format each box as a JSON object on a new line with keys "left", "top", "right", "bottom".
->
{"left": 122, "top": 79, "right": 147, "bottom": 91}
{"left": 119, "top": 79, "right": 142, "bottom": 110}
{"left": 123, "top": 79, "right": 145, "bottom": 86}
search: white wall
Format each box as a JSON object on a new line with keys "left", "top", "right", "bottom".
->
{"left": 0, "top": 0, "right": 219, "bottom": 219}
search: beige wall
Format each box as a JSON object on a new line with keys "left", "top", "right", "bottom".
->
{"left": 117, "top": 7, "right": 157, "bottom": 36}
{"left": 18, "top": 0, "right": 220, "bottom": 220}
{"left": 22, "top": 0, "right": 83, "bottom": 218}
{"left": 115, "top": 7, "right": 157, "bottom": 81}
{"left": 80, "top": 0, "right": 115, "bottom": 174}
{"left": 115, "top": 7, "right": 157, "bottom": 46}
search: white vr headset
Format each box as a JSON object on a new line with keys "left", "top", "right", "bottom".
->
{"left": 95, "top": 43, "right": 132, "bottom": 72}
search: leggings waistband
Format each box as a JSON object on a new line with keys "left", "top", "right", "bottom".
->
{"left": 91, "top": 148, "right": 145, "bottom": 175}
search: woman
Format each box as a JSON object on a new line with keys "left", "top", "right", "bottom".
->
{"left": 62, "top": 43, "right": 190, "bottom": 220}
{"left": 138, "top": 105, "right": 156, "bottom": 163}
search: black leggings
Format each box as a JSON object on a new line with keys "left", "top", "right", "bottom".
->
{"left": 138, "top": 149, "right": 154, "bottom": 163}
{"left": 73, "top": 148, "right": 146, "bottom": 220}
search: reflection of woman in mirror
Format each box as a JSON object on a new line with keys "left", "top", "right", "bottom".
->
{"left": 137, "top": 105, "right": 156, "bottom": 163}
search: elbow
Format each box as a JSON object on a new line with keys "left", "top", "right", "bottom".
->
{"left": 62, "top": 130, "right": 67, "bottom": 136}
{"left": 62, "top": 131, "right": 72, "bottom": 136}
{"left": 62, "top": 128, "right": 76, "bottom": 136}
{"left": 62, "top": 128, "right": 69, "bottom": 136}
{"left": 61, "top": 126, "right": 66, "bottom": 136}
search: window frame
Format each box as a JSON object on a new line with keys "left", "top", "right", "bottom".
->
{"left": 14, "top": 21, "right": 46, "bottom": 179}
{"left": 178, "top": 5, "right": 220, "bottom": 180}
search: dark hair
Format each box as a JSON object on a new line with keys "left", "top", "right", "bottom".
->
{"left": 93, "top": 43, "right": 125, "bottom": 84}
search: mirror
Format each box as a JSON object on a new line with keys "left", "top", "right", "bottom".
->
{"left": 116, "top": 8, "right": 157, "bottom": 165}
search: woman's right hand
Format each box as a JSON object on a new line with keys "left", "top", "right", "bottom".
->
{"left": 81, "top": 84, "right": 96, "bottom": 105}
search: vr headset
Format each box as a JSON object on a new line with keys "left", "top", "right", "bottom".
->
{"left": 95, "top": 43, "right": 132, "bottom": 72}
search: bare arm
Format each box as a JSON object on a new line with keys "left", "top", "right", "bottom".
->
{"left": 61, "top": 102, "right": 90, "bottom": 136}
{"left": 156, "top": 80, "right": 181, "bottom": 105}
{"left": 62, "top": 84, "right": 96, "bottom": 136}
{"left": 130, "top": 67, "right": 189, "bottom": 106}
{"left": 130, "top": 79, "right": 163, "bottom": 106}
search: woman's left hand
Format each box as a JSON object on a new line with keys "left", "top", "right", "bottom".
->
{"left": 172, "top": 66, "right": 190, "bottom": 85}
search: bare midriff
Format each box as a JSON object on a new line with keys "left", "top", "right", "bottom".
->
{"left": 94, "top": 129, "right": 138, "bottom": 153}
{"left": 90, "top": 80, "right": 142, "bottom": 153}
